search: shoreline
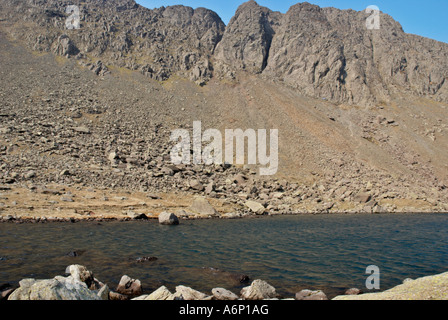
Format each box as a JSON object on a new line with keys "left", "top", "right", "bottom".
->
{"left": 2, "top": 264, "right": 447, "bottom": 300}
{"left": 1, "top": 184, "right": 447, "bottom": 224}
{"left": 2, "top": 210, "right": 448, "bottom": 224}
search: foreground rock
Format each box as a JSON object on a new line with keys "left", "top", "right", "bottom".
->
{"left": 240, "top": 279, "right": 277, "bottom": 300}
{"left": 115, "top": 275, "right": 143, "bottom": 298}
{"left": 8, "top": 265, "right": 110, "bottom": 300}
{"left": 175, "top": 285, "right": 212, "bottom": 300}
{"left": 295, "top": 289, "right": 328, "bottom": 300}
{"left": 212, "top": 288, "right": 239, "bottom": 300}
{"left": 333, "top": 272, "right": 448, "bottom": 300}
{"left": 136, "top": 286, "right": 183, "bottom": 300}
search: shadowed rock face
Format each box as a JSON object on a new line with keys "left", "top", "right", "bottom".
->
{"left": 220, "top": 1, "right": 448, "bottom": 106}
{"left": 214, "top": 0, "right": 282, "bottom": 74}
{"left": 0, "top": 0, "right": 225, "bottom": 82}
{"left": 1, "top": 0, "right": 447, "bottom": 105}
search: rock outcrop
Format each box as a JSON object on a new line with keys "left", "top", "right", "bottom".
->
{"left": 1, "top": 0, "right": 447, "bottom": 105}
{"left": 240, "top": 279, "right": 278, "bottom": 300}
{"left": 8, "top": 265, "right": 106, "bottom": 300}
{"left": 333, "top": 271, "right": 448, "bottom": 300}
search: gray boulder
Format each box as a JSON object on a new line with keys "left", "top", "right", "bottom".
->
{"left": 115, "top": 275, "right": 143, "bottom": 298}
{"left": 189, "top": 197, "right": 219, "bottom": 217}
{"left": 295, "top": 289, "right": 328, "bottom": 300}
{"left": 158, "top": 212, "right": 180, "bottom": 225}
{"left": 240, "top": 279, "right": 277, "bottom": 300}
{"left": 175, "top": 285, "right": 211, "bottom": 300}
{"left": 245, "top": 200, "right": 266, "bottom": 215}
{"left": 212, "top": 288, "right": 239, "bottom": 300}
{"left": 8, "top": 277, "right": 102, "bottom": 300}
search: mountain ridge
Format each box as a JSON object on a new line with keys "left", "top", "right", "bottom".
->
{"left": 1, "top": 0, "right": 447, "bottom": 106}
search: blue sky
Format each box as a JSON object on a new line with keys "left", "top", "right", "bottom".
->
{"left": 136, "top": 0, "right": 448, "bottom": 43}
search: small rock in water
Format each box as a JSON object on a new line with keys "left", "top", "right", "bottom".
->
{"left": 66, "top": 250, "right": 85, "bottom": 257}
{"left": 132, "top": 256, "right": 158, "bottom": 263}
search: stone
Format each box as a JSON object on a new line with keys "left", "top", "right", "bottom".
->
{"left": 205, "top": 181, "right": 215, "bottom": 194}
{"left": 23, "top": 171, "right": 36, "bottom": 179}
{"left": 132, "top": 295, "right": 148, "bottom": 300}
{"left": 127, "top": 212, "right": 148, "bottom": 220}
{"left": 212, "top": 288, "right": 239, "bottom": 300}
{"left": 54, "top": 35, "right": 79, "bottom": 56}
{"left": 158, "top": 212, "right": 180, "bottom": 225}
{"left": 189, "top": 179, "right": 204, "bottom": 191}
{"left": 245, "top": 201, "right": 266, "bottom": 215}
{"left": 353, "top": 192, "right": 372, "bottom": 204}
{"left": 8, "top": 276, "right": 102, "bottom": 300}
{"left": 345, "top": 288, "right": 362, "bottom": 295}
{"left": 115, "top": 275, "right": 143, "bottom": 298}
{"left": 109, "top": 291, "right": 129, "bottom": 301}
{"left": 295, "top": 289, "right": 328, "bottom": 300}
{"left": 65, "top": 265, "right": 94, "bottom": 286}
{"left": 98, "top": 284, "right": 110, "bottom": 300}
{"left": 72, "top": 126, "right": 91, "bottom": 134}
{"left": 60, "top": 169, "right": 71, "bottom": 176}
{"left": 61, "top": 196, "right": 74, "bottom": 202}
{"left": 240, "top": 279, "right": 277, "bottom": 300}
{"left": 189, "top": 197, "right": 218, "bottom": 216}
{"left": 175, "top": 285, "right": 210, "bottom": 300}
{"left": 1, "top": 284, "right": 14, "bottom": 300}
{"left": 108, "top": 152, "right": 118, "bottom": 164}
{"left": 145, "top": 286, "right": 176, "bottom": 300}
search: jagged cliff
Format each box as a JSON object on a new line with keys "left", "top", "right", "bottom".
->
{"left": 1, "top": 0, "right": 447, "bottom": 105}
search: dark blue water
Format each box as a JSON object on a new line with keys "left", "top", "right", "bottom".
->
{"left": 1, "top": 214, "right": 448, "bottom": 298}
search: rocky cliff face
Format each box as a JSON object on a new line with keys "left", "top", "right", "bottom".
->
{"left": 1, "top": 0, "right": 446, "bottom": 105}
{"left": 0, "top": 0, "right": 225, "bottom": 83}
{"left": 215, "top": 1, "right": 448, "bottom": 106}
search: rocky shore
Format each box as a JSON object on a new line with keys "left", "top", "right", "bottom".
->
{"left": 1, "top": 183, "right": 447, "bottom": 226}
{"left": 2, "top": 264, "right": 447, "bottom": 300}
{"left": 0, "top": 264, "right": 327, "bottom": 301}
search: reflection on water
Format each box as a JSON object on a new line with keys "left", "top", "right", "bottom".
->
{"left": 1, "top": 214, "right": 448, "bottom": 298}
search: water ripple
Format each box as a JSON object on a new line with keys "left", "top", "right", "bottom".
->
{"left": 0, "top": 213, "right": 447, "bottom": 298}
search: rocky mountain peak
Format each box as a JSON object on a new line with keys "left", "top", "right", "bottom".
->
{"left": 0, "top": 0, "right": 447, "bottom": 105}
